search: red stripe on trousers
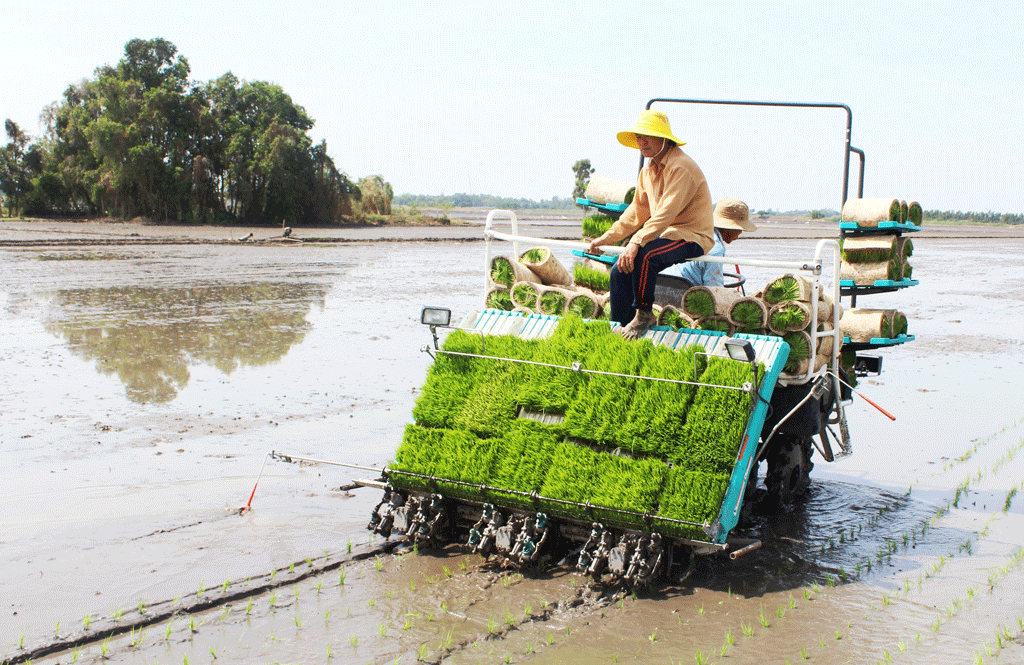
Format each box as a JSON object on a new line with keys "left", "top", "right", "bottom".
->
{"left": 636, "top": 240, "right": 687, "bottom": 307}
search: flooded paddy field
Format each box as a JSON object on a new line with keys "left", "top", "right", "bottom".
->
{"left": 2, "top": 221, "right": 1024, "bottom": 664}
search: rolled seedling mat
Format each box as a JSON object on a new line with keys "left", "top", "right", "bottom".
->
{"left": 762, "top": 273, "right": 816, "bottom": 305}
{"left": 783, "top": 354, "right": 829, "bottom": 376}
{"left": 520, "top": 246, "right": 573, "bottom": 286}
{"left": 902, "top": 260, "right": 913, "bottom": 280}
{"left": 841, "top": 308, "right": 894, "bottom": 343}
{"left": 565, "top": 290, "right": 600, "bottom": 319}
{"left": 490, "top": 255, "right": 541, "bottom": 288}
{"left": 510, "top": 280, "right": 540, "bottom": 310}
{"left": 841, "top": 235, "right": 898, "bottom": 263}
{"left": 900, "top": 200, "right": 909, "bottom": 223}
{"left": 818, "top": 291, "right": 842, "bottom": 323}
{"left": 767, "top": 301, "right": 817, "bottom": 334}
{"left": 682, "top": 286, "right": 743, "bottom": 319}
{"left": 907, "top": 201, "right": 923, "bottom": 226}
{"left": 485, "top": 285, "right": 514, "bottom": 311}
{"left": 896, "top": 237, "right": 914, "bottom": 260}
{"left": 658, "top": 304, "right": 695, "bottom": 330}
{"left": 841, "top": 197, "right": 901, "bottom": 227}
{"left": 584, "top": 174, "right": 636, "bottom": 206}
{"left": 782, "top": 330, "right": 813, "bottom": 363}
{"left": 728, "top": 296, "right": 768, "bottom": 330}
{"left": 816, "top": 328, "right": 839, "bottom": 357}
{"left": 892, "top": 311, "right": 909, "bottom": 336}
{"left": 840, "top": 258, "right": 903, "bottom": 284}
{"left": 695, "top": 314, "right": 735, "bottom": 335}
{"left": 536, "top": 285, "right": 576, "bottom": 315}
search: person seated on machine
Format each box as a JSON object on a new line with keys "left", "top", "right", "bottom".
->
{"left": 653, "top": 197, "right": 757, "bottom": 305}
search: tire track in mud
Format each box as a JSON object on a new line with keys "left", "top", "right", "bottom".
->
{"left": 1, "top": 540, "right": 401, "bottom": 665}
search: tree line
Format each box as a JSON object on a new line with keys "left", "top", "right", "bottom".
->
{"left": 0, "top": 38, "right": 391, "bottom": 224}
{"left": 394, "top": 193, "right": 575, "bottom": 210}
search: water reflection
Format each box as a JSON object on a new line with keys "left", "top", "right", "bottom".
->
{"left": 44, "top": 283, "right": 329, "bottom": 403}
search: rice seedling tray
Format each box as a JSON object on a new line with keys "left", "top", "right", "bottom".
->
{"left": 575, "top": 197, "right": 629, "bottom": 215}
{"left": 840, "top": 278, "right": 919, "bottom": 296}
{"left": 839, "top": 221, "right": 921, "bottom": 233}
{"left": 571, "top": 248, "right": 617, "bottom": 266}
{"left": 841, "top": 334, "right": 916, "bottom": 351}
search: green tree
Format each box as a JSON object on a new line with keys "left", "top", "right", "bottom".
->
{"left": 1, "top": 120, "right": 32, "bottom": 216}
{"left": 572, "top": 158, "right": 594, "bottom": 202}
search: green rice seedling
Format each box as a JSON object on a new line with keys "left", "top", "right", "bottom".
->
{"left": 269, "top": 569, "right": 276, "bottom": 582}
{"left": 378, "top": 622, "right": 387, "bottom": 637}
{"left": 443, "top": 566, "right": 452, "bottom": 578}
{"left": 697, "top": 604, "right": 706, "bottom": 616}
{"left": 55, "top": 620, "right": 61, "bottom": 637}
{"left": 289, "top": 562, "right": 295, "bottom": 573}
{"left": 72, "top": 648, "right": 80, "bottom": 662}
{"left": 18, "top": 632, "right": 25, "bottom": 649}
{"left": 317, "top": 580, "right": 322, "bottom": 594}
{"left": 510, "top": 282, "right": 539, "bottom": 310}
{"left": 695, "top": 649, "right": 708, "bottom": 665}
{"left": 801, "top": 647, "right": 809, "bottom": 659}
{"left": 197, "top": 581, "right": 206, "bottom": 597}
{"left": 269, "top": 591, "right": 277, "bottom": 607}
{"left": 669, "top": 357, "right": 755, "bottom": 474}
{"left": 100, "top": 638, "right": 110, "bottom": 658}
{"left": 486, "top": 288, "right": 513, "bottom": 310}
{"left": 573, "top": 262, "right": 610, "bottom": 293}
{"left": 490, "top": 257, "right": 518, "bottom": 287}
{"left": 245, "top": 600, "right": 253, "bottom": 614}
{"left": 417, "top": 643, "right": 429, "bottom": 661}
{"left": 505, "top": 609, "right": 516, "bottom": 627}
{"left": 731, "top": 300, "right": 767, "bottom": 330}
{"left": 347, "top": 539, "right": 352, "bottom": 554}
{"left": 777, "top": 606, "right": 786, "bottom": 619}
{"left": 741, "top": 621, "right": 754, "bottom": 637}
{"left": 648, "top": 628, "right": 657, "bottom": 642}
{"left": 522, "top": 248, "right": 545, "bottom": 263}
{"left": 581, "top": 214, "right": 616, "bottom": 239}
{"left": 165, "top": 624, "right": 173, "bottom": 640}
{"left": 487, "top": 615, "right": 497, "bottom": 634}
{"left": 726, "top": 630, "right": 734, "bottom": 646}
{"left": 82, "top": 615, "right": 90, "bottom": 630}
{"left": 295, "top": 616, "right": 303, "bottom": 629}
{"left": 538, "top": 289, "right": 567, "bottom": 315}
{"left": 523, "top": 601, "right": 532, "bottom": 617}
{"left": 763, "top": 275, "right": 801, "bottom": 304}
{"left": 804, "top": 589, "right": 811, "bottom": 600}
{"left": 621, "top": 342, "right": 704, "bottom": 456}
{"left": 325, "top": 609, "right": 330, "bottom": 621}
{"left": 403, "top": 619, "right": 411, "bottom": 630}
{"left": 566, "top": 293, "right": 599, "bottom": 318}
{"left": 835, "top": 630, "right": 843, "bottom": 640}
{"left": 769, "top": 303, "right": 809, "bottom": 331}
{"left": 547, "top": 634, "right": 554, "bottom": 645}
{"left": 326, "top": 644, "right": 333, "bottom": 659}
{"left": 760, "top": 609, "right": 770, "bottom": 628}
{"left": 683, "top": 288, "right": 716, "bottom": 318}
{"left": 295, "top": 587, "right": 301, "bottom": 599}
{"left": 789, "top": 595, "right": 796, "bottom": 609}
{"left": 339, "top": 568, "right": 346, "bottom": 585}
{"left": 350, "top": 635, "right": 358, "bottom": 648}
{"left": 113, "top": 606, "right": 124, "bottom": 620}
{"left": 189, "top": 615, "right": 197, "bottom": 633}
{"left": 375, "top": 557, "right": 383, "bottom": 571}
{"left": 697, "top": 316, "right": 732, "bottom": 333}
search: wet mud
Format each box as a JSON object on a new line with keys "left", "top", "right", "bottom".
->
{"left": 2, "top": 220, "right": 1024, "bottom": 664}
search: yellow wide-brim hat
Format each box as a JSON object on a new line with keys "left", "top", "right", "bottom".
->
{"left": 713, "top": 197, "right": 758, "bottom": 232}
{"left": 617, "top": 110, "right": 686, "bottom": 149}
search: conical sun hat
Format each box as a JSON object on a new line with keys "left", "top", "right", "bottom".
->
{"left": 713, "top": 197, "right": 757, "bottom": 232}
{"left": 617, "top": 110, "right": 686, "bottom": 149}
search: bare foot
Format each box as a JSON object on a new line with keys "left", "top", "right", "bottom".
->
{"left": 618, "top": 310, "right": 656, "bottom": 340}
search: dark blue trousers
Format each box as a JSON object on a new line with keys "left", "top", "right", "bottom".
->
{"left": 609, "top": 238, "right": 705, "bottom": 326}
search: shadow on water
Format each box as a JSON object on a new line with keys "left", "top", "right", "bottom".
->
{"left": 42, "top": 282, "right": 330, "bottom": 403}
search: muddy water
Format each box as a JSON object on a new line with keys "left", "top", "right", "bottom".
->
{"left": 2, "top": 233, "right": 1024, "bottom": 664}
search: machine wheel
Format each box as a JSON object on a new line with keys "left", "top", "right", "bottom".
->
{"left": 765, "top": 435, "right": 814, "bottom": 505}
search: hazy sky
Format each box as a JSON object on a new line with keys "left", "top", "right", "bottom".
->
{"left": 2, "top": 1, "right": 1022, "bottom": 212}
